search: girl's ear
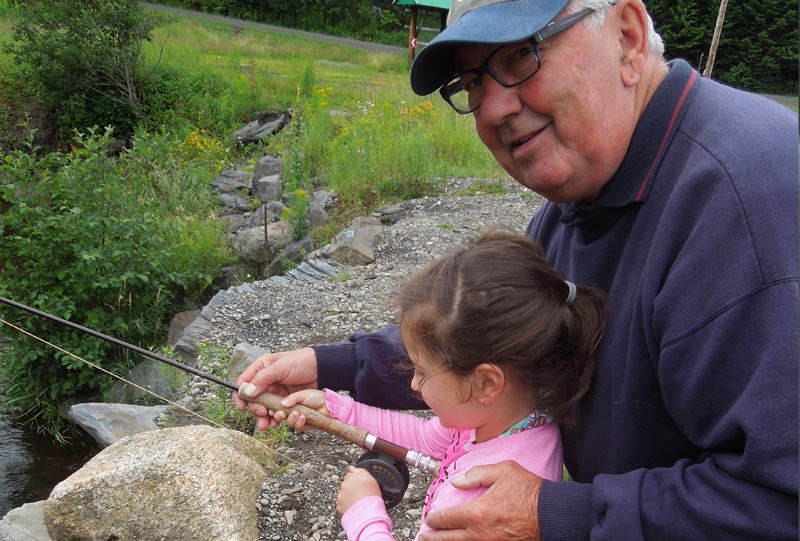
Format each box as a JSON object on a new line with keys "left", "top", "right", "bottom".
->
{"left": 473, "top": 363, "right": 505, "bottom": 406}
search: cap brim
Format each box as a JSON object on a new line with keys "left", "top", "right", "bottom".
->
{"left": 410, "top": 0, "right": 570, "bottom": 95}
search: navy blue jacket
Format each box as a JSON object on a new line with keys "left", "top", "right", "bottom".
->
{"left": 315, "top": 60, "right": 799, "bottom": 539}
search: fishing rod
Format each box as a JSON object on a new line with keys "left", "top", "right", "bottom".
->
{"left": 0, "top": 295, "right": 440, "bottom": 508}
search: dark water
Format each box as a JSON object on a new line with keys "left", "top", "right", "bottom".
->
{"left": 0, "top": 399, "right": 99, "bottom": 517}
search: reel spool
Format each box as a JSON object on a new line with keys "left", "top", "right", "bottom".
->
{"left": 355, "top": 451, "right": 410, "bottom": 509}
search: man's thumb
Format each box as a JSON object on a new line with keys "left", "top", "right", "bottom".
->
{"left": 449, "top": 464, "right": 502, "bottom": 489}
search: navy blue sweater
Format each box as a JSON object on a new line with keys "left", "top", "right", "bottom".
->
{"left": 315, "top": 61, "right": 799, "bottom": 539}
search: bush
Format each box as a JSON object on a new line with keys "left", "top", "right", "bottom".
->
{"left": 4, "top": 0, "right": 156, "bottom": 140}
{"left": 0, "top": 127, "right": 233, "bottom": 432}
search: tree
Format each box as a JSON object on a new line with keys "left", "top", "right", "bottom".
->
{"left": 5, "top": 0, "right": 158, "bottom": 138}
{"left": 648, "top": 0, "right": 797, "bottom": 93}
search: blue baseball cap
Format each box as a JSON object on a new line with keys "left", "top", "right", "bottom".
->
{"left": 410, "top": 0, "right": 571, "bottom": 95}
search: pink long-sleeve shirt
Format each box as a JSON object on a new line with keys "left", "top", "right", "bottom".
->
{"left": 324, "top": 389, "right": 563, "bottom": 541}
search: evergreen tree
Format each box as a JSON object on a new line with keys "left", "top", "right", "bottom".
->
{"left": 647, "top": 0, "right": 797, "bottom": 93}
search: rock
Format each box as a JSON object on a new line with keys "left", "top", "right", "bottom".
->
{"left": 235, "top": 112, "right": 288, "bottom": 146}
{"left": 269, "top": 234, "right": 315, "bottom": 276}
{"left": 245, "top": 201, "right": 287, "bottom": 229}
{"left": 107, "top": 357, "right": 185, "bottom": 404}
{"left": 0, "top": 501, "right": 50, "bottom": 541}
{"left": 253, "top": 174, "right": 283, "bottom": 203}
{"left": 43, "top": 425, "right": 273, "bottom": 541}
{"left": 66, "top": 403, "right": 168, "bottom": 447}
{"left": 220, "top": 213, "right": 247, "bottom": 234}
{"left": 373, "top": 203, "right": 405, "bottom": 224}
{"left": 212, "top": 168, "right": 253, "bottom": 193}
{"left": 235, "top": 220, "right": 292, "bottom": 265}
{"left": 308, "top": 190, "right": 334, "bottom": 228}
{"left": 228, "top": 342, "right": 268, "bottom": 382}
{"left": 252, "top": 154, "right": 284, "bottom": 179}
{"left": 167, "top": 309, "right": 201, "bottom": 346}
{"left": 322, "top": 216, "right": 385, "bottom": 265}
{"left": 219, "top": 191, "right": 252, "bottom": 212}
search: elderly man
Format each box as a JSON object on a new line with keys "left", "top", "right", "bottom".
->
{"left": 235, "top": 0, "right": 799, "bottom": 538}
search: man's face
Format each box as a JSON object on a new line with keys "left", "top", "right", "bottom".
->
{"left": 454, "top": 9, "right": 636, "bottom": 203}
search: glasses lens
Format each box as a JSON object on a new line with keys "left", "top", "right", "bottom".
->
{"left": 443, "top": 76, "right": 481, "bottom": 114}
{"left": 490, "top": 43, "right": 540, "bottom": 86}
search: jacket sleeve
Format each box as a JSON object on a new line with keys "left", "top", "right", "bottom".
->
{"left": 314, "top": 325, "right": 427, "bottom": 410}
{"left": 538, "top": 281, "right": 799, "bottom": 540}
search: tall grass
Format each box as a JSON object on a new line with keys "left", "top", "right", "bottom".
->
{"left": 0, "top": 0, "right": 18, "bottom": 18}
{"left": 140, "top": 12, "right": 506, "bottom": 222}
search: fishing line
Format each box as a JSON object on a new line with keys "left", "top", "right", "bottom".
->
{"left": 0, "top": 317, "right": 329, "bottom": 479}
{"left": 0, "top": 295, "right": 440, "bottom": 507}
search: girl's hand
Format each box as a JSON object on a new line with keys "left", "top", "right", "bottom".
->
{"left": 337, "top": 466, "right": 382, "bottom": 515}
{"left": 274, "top": 389, "right": 329, "bottom": 431}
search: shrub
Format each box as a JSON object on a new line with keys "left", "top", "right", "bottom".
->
{"left": 0, "top": 127, "right": 233, "bottom": 432}
{"left": 4, "top": 0, "right": 156, "bottom": 140}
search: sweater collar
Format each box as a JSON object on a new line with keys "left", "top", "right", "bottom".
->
{"left": 559, "top": 59, "right": 701, "bottom": 241}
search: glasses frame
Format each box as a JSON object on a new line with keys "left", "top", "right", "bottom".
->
{"left": 440, "top": 7, "right": 596, "bottom": 114}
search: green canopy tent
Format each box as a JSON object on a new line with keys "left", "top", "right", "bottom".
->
{"left": 393, "top": 0, "right": 450, "bottom": 60}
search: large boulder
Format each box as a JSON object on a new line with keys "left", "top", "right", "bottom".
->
{"left": 66, "top": 403, "right": 168, "bottom": 447}
{"left": 235, "top": 220, "right": 292, "bottom": 265}
{"left": 43, "top": 425, "right": 273, "bottom": 541}
{"left": 0, "top": 501, "right": 50, "bottom": 541}
{"left": 235, "top": 112, "right": 288, "bottom": 146}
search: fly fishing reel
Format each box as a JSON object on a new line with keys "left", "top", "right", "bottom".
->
{"left": 355, "top": 451, "right": 410, "bottom": 509}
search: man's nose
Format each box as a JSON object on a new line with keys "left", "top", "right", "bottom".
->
{"left": 476, "top": 76, "right": 524, "bottom": 124}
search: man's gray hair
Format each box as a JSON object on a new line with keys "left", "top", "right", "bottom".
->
{"left": 568, "top": 0, "right": 665, "bottom": 58}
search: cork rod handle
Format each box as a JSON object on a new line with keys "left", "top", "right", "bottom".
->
{"left": 237, "top": 387, "right": 369, "bottom": 447}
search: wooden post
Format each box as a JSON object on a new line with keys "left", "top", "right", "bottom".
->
{"left": 703, "top": 0, "right": 728, "bottom": 79}
{"left": 409, "top": 6, "right": 417, "bottom": 61}
{"left": 264, "top": 205, "right": 270, "bottom": 278}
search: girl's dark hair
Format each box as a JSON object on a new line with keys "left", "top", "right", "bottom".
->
{"left": 398, "top": 227, "right": 608, "bottom": 425}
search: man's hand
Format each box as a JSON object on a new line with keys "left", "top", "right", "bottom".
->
{"left": 233, "top": 347, "right": 318, "bottom": 430}
{"left": 420, "top": 461, "right": 543, "bottom": 541}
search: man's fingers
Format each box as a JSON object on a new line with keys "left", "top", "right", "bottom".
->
{"left": 418, "top": 529, "right": 471, "bottom": 541}
{"left": 235, "top": 353, "right": 273, "bottom": 384}
{"left": 423, "top": 500, "right": 479, "bottom": 531}
{"left": 449, "top": 463, "right": 504, "bottom": 489}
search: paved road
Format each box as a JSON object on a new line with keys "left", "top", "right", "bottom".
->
{"left": 140, "top": 2, "right": 407, "bottom": 55}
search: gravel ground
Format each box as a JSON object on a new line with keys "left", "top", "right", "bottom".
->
{"left": 195, "top": 178, "right": 545, "bottom": 540}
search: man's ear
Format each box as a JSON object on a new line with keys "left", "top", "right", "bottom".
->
{"left": 615, "top": 0, "right": 649, "bottom": 87}
{"left": 473, "top": 363, "right": 505, "bottom": 406}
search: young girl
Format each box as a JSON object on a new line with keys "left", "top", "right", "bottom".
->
{"left": 277, "top": 228, "right": 608, "bottom": 540}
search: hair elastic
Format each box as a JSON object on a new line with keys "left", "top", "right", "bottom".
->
{"left": 565, "top": 280, "right": 577, "bottom": 305}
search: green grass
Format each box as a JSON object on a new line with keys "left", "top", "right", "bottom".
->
{"left": 1, "top": 5, "right": 507, "bottom": 237}
{"left": 138, "top": 12, "right": 507, "bottom": 222}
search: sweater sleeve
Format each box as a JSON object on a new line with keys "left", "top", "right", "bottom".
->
{"left": 538, "top": 281, "right": 799, "bottom": 540}
{"left": 314, "top": 325, "right": 427, "bottom": 410}
{"left": 340, "top": 496, "right": 394, "bottom": 541}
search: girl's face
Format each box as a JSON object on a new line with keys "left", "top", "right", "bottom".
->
{"left": 406, "top": 341, "right": 485, "bottom": 431}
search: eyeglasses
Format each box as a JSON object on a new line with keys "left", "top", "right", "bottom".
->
{"left": 439, "top": 8, "right": 595, "bottom": 114}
